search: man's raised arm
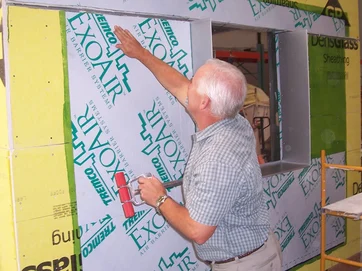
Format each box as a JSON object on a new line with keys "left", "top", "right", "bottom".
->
{"left": 114, "top": 26, "right": 190, "bottom": 107}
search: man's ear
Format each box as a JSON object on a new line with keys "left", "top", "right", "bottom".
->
{"left": 200, "top": 95, "right": 210, "bottom": 110}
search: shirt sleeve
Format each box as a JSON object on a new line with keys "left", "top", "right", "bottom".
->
{"left": 186, "top": 160, "right": 245, "bottom": 226}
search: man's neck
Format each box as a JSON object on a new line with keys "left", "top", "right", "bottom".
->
{"left": 196, "top": 114, "right": 223, "bottom": 131}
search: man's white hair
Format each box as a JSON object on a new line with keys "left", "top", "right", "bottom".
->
{"left": 196, "top": 59, "right": 247, "bottom": 118}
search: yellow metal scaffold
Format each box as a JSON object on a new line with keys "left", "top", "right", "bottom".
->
{"left": 320, "top": 150, "right": 362, "bottom": 270}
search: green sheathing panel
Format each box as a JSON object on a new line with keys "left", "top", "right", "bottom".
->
{"left": 60, "top": 10, "right": 81, "bottom": 261}
{"left": 308, "top": 35, "right": 347, "bottom": 158}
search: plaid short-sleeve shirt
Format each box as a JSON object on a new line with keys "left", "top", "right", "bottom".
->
{"left": 183, "top": 114, "right": 270, "bottom": 261}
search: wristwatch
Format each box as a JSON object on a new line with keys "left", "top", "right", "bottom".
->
{"left": 155, "top": 195, "right": 169, "bottom": 215}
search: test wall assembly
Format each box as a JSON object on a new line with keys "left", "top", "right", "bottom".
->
{"left": 0, "top": 0, "right": 360, "bottom": 271}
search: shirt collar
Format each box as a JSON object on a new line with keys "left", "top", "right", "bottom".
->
{"left": 193, "top": 114, "right": 239, "bottom": 142}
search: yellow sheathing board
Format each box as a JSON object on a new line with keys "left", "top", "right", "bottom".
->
{"left": 345, "top": 92, "right": 360, "bottom": 114}
{"left": 0, "top": 149, "right": 17, "bottom": 271}
{"left": 0, "top": 1, "right": 8, "bottom": 149}
{"left": 7, "top": 6, "right": 79, "bottom": 270}
{"left": 339, "top": 0, "right": 360, "bottom": 38}
{"left": 345, "top": 48, "right": 361, "bottom": 116}
{"left": 346, "top": 112, "right": 360, "bottom": 153}
{"left": 13, "top": 145, "right": 78, "bottom": 270}
{"left": 9, "top": 6, "right": 66, "bottom": 148}
{"left": 13, "top": 146, "right": 74, "bottom": 222}
{"left": 345, "top": 148, "right": 361, "bottom": 194}
{"left": 342, "top": 15, "right": 361, "bottom": 269}
{"left": 345, "top": 46, "right": 361, "bottom": 151}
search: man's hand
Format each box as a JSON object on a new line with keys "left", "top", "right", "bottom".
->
{"left": 138, "top": 176, "right": 167, "bottom": 208}
{"left": 114, "top": 25, "right": 146, "bottom": 59}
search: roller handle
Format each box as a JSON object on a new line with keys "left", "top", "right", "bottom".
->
{"left": 132, "top": 179, "right": 183, "bottom": 195}
{"left": 162, "top": 179, "right": 183, "bottom": 189}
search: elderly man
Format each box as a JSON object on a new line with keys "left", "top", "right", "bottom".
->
{"left": 114, "top": 25, "right": 282, "bottom": 271}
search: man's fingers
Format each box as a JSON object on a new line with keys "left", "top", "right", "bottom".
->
{"left": 114, "top": 30, "right": 129, "bottom": 42}
{"left": 114, "top": 26, "right": 130, "bottom": 42}
{"left": 113, "top": 26, "right": 122, "bottom": 37}
{"left": 125, "top": 29, "right": 135, "bottom": 39}
{"left": 114, "top": 25, "right": 124, "bottom": 33}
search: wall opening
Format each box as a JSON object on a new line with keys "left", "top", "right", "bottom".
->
{"left": 212, "top": 26, "right": 279, "bottom": 165}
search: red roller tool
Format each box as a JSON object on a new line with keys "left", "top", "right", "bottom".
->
{"left": 115, "top": 172, "right": 183, "bottom": 218}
